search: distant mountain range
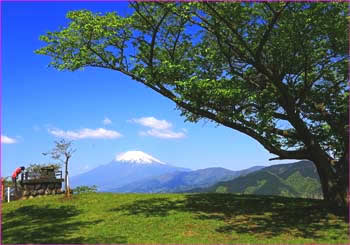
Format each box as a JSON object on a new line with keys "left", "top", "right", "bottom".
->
{"left": 71, "top": 151, "right": 323, "bottom": 199}
{"left": 108, "top": 166, "right": 265, "bottom": 193}
{"left": 189, "top": 160, "right": 323, "bottom": 199}
{"left": 70, "top": 150, "right": 264, "bottom": 193}
{"left": 70, "top": 151, "right": 191, "bottom": 191}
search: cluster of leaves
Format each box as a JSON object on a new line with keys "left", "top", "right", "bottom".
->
{"left": 23, "top": 163, "right": 61, "bottom": 179}
{"left": 26, "top": 163, "right": 61, "bottom": 173}
{"left": 73, "top": 185, "right": 98, "bottom": 194}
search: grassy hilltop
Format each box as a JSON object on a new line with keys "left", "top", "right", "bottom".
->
{"left": 2, "top": 193, "right": 349, "bottom": 244}
{"left": 194, "top": 161, "right": 323, "bottom": 199}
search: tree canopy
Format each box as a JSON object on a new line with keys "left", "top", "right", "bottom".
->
{"left": 36, "top": 2, "right": 349, "bottom": 205}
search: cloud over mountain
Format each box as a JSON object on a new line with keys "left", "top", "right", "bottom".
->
{"left": 131, "top": 116, "right": 186, "bottom": 139}
{"left": 49, "top": 128, "right": 122, "bottom": 140}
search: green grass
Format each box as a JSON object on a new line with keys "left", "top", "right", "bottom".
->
{"left": 2, "top": 193, "right": 349, "bottom": 244}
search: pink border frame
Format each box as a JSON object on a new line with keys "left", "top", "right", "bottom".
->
{"left": 0, "top": 0, "right": 348, "bottom": 245}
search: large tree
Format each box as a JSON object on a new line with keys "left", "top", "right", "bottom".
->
{"left": 36, "top": 2, "right": 349, "bottom": 206}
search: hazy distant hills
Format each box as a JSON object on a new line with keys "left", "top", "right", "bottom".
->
{"left": 190, "top": 160, "right": 323, "bottom": 199}
{"left": 108, "top": 166, "right": 265, "bottom": 193}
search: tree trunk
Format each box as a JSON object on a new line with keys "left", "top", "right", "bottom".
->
{"left": 311, "top": 153, "right": 348, "bottom": 207}
{"left": 64, "top": 157, "right": 69, "bottom": 197}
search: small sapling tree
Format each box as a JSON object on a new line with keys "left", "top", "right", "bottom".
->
{"left": 43, "top": 139, "right": 76, "bottom": 197}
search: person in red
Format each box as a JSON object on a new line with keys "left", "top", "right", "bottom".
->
{"left": 1, "top": 177, "right": 4, "bottom": 200}
{"left": 12, "top": 166, "right": 25, "bottom": 190}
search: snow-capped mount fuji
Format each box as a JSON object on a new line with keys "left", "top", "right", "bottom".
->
{"left": 115, "top": 151, "right": 165, "bottom": 164}
{"left": 70, "top": 151, "right": 190, "bottom": 191}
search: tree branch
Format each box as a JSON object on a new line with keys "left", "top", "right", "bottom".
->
{"left": 272, "top": 112, "right": 289, "bottom": 120}
{"left": 150, "top": 83, "right": 308, "bottom": 161}
{"left": 171, "top": 25, "right": 182, "bottom": 62}
{"left": 204, "top": 2, "right": 255, "bottom": 59}
{"left": 130, "top": 2, "right": 156, "bottom": 31}
{"left": 149, "top": 9, "right": 170, "bottom": 69}
{"left": 255, "top": 2, "right": 289, "bottom": 63}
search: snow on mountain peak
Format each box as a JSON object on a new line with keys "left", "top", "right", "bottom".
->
{"left": 115, "top": 151, "right": 165, "bottom": 164}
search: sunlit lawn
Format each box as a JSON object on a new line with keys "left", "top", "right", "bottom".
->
{"left": 2, "top": 193, "right": 349, "bottom": 244}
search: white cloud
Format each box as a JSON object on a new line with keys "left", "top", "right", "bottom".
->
{"left": 48, "top": 128, "right": 122, "bottom": 140}
{"left": 131, "top": 117, "right": 172, "bottom": 130}
{"left": 1, "top": 135, "right": 17, "bottom": 144}
{"left": 103, "top": 117, "right": 112, "bottom": 125}
{"left": 131, "top": 116, "right": 186, "bottom": 139}
{"left": 144, "top": 129, "right": 186, "bottom": 139}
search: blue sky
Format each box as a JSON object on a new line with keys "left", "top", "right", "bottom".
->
{"left": 1, "top": 1, "right": 295, "bottom": 178}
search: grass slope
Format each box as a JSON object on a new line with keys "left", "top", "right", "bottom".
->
{"left": 199, "top": 161, "right": 323, "bottom": 199}
{"left": 2, "top": 193, "right": 348, "bottom": 244}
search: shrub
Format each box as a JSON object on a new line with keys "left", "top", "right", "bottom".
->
{"left": 73, "top": 185, "right": 98, "bottom": 194}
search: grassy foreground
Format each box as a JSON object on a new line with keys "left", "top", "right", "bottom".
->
{"left": 2, "top": 193, "right": 349, "bottom": 244}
